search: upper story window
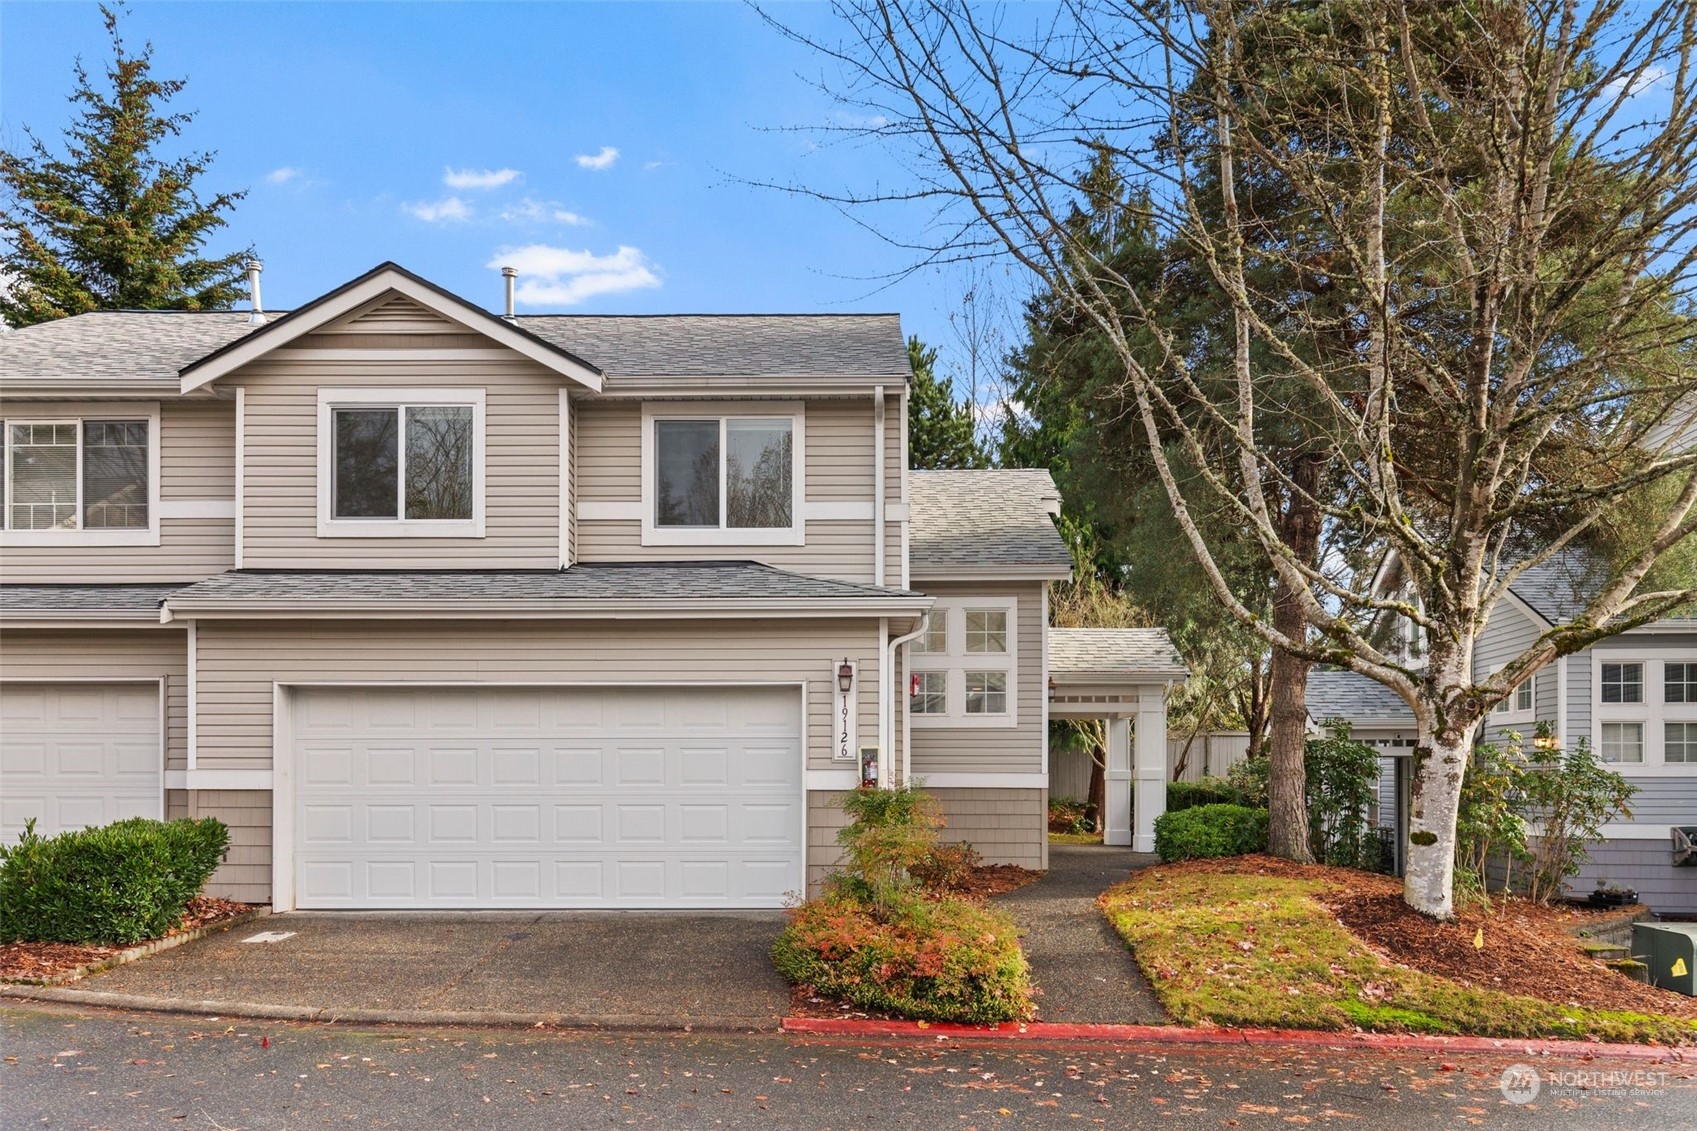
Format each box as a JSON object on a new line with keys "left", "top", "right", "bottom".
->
{"left": 641, "top": 404, "right": 803, "bottom": 547}
{"left": 1594, "top": 653, "right": 1696, "bottom": 772}
{"left": 0, "top": 408, "right": 160, "bottom": 547}
{"left": 907, "top": 597, "right": 1018, "bottom": 729}
{"left": 317, "top": 389, "right": 485, "bottom": 538}
{"left": 1492, "top": 672, "right": 1536, "bottom": 719}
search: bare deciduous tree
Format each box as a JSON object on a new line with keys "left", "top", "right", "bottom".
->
{"left": 767, "top": 0, "right": 1697, "bottom": 916}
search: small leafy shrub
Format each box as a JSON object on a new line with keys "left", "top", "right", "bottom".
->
{"left": 0, "top": 817, "right": 229, "bottom": 945}
{"left": 772, "top": 889, "right": 1034, "bottom": 1024}
{"left": 833, "top": 786, "right": 944, "bottom": 908}
{"left": 1047, "top": 798, "right": 1092, "bottom": 834}
{"left": 910, "top": 842, "right": 983, "bottom": 893}
{"left": 1226, "top": 756, "right": 1270, "bottom": 808}
{"left": 1305, "top": 722, "right": 1382, "bottom": 869}
{"left": 1153, "top": 804, "right": 1269, "bottom": 863}
{"left": 1167, "top": 777, "right": 1247, "bottom": 812}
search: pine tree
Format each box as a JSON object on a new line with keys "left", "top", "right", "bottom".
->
{"left": 906, "top": 336, "right": 986, "bottom": 469}
{"left": 0, "top": 5, "right": 250, "bottom": 327}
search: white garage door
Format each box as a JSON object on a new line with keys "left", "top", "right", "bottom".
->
{"left": 0, "top": 682, "right": 162, "bottom": 840}
{"left": 291, "top": 685, "right": 804, "bottom": 909}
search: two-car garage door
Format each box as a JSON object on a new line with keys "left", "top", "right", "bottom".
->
{"left": 291, "top": 685, "right": 804, "bottom": 910}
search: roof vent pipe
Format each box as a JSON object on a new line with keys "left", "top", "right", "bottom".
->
{"left": 245, "top": 259, "right": 265, "bottom": 325}
{"left": 501, "top": 266, "right": 517, "bottom": 319}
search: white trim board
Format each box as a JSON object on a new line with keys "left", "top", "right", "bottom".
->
{"left": 908, "top": 773, "right": 1049, "bottom": 788}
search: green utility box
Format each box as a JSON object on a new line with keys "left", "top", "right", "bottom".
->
{"left": 1632, "top": 922, "right": 1697, "bottom": 995}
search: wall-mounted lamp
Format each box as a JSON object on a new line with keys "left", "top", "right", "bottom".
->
{"left": 838, "top": 660, "right": 855, "bottom": 693}
{"left": 1047, "top": 676, "right": 1057, "bottom": 702}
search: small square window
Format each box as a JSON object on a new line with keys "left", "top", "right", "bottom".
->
{"left": 910, "top": 616, "right": 947, "bottom": 654}
{"left": 1667, "top": 722, "right": 1697, "bottom": 764}
{"left": 1601, "top": 663, "right": 1643, "bottom": 705}
{"left": 965, "top": 671, "right": 1008, "bottom": 715}
{"left": 912, "top": 671, "right": 947, "bottom": 715}
{"left": 965, "top": 609, "right": 1008, "bottom": 653}
{"left": 1668, "top": 663, "right": 1697, "bottom": 705}
{"left": 1600, "top": 721, "right": 1644, "bottom": 763}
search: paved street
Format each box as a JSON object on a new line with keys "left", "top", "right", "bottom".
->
{"left": 5, "top": 1003, "right": 1695, "bottom": 1130}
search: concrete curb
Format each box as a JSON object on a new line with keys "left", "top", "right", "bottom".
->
{"left": 780, "top": 1017, "right": 1693, "bottom": 1061}
{"left": 0, "top": 983, "right": 781, "bottom": 1034}
{"left": 1, "top": 908, "right": 271, "bottom": 987}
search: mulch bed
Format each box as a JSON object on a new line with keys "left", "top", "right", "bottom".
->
{"left": 1183, "top": 855, "right": 1697, "bottom": 1020}
{"left": 933, "top": 863, "right": 1042, "bottom": 901}
{"left": 0, "top": 896, "right": 256, "bottom": 983}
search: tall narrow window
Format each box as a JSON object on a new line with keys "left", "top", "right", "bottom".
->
{"left": 655, "top": 419, "right": 721, "bottom": 527}
{"left": 8, "top": 423, "right": 78, "bottom": 530}
{"left": 81, "top": 421, "right": 149, "bottom": 529}
{"left": 725, "top": 419, "right": 792, "bottom": 529}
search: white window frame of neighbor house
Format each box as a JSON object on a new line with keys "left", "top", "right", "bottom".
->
{"left": 640, "top": 402, "right": 804, "bottom": 547}
{"left": 1592, "top": 649, "right": 1697, "bottom": 773}
{"left": 316, "top": 388, "right": 486, "bottom": 538}
{"left": 907, "top": 596, "right": 1018, "bottom": 729}
{"left": 0, "top": 403, "right": 161, "bottom": 547}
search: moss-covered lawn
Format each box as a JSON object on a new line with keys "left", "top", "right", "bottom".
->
{"left": 1100, "top": 861, "right": 1697, "bottom": 1045}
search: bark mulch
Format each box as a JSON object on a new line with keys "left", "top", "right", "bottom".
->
{"left": 1179, "top": 854, "right": 1697, "bottom": 1021}
{"left": 0, "top": 896, "right": 256, "bottom": 983}
{"left": 933, "top": 863, "right": 1042, "bottom": 902}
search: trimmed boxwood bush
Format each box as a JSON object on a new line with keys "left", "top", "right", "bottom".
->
{"left": 772, "top": 890, "right": 1034, "bottom": 1024}
{"left": 1167, "top": 778, "right": 1249, "bottom": 812}
{"left": 0, "top": 817, "right": 229, "bottom": 945}
{"left": 1153, "top": 804, "right": 1268, "bottom": 863}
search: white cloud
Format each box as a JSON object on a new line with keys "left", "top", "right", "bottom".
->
{"left": 265, "top": 166, "right": 302, "bottom": 184}
{"left": 403, "top": 196, "right": 472, "bottom": 223}
{"left": 574, "top": 146, "right": 620, "bottom": 171}
{"left": 642, "top": 160, "right": 666, "bottom": 171}
{"left": 1606, "top": 64, "right": 1669, "bottom": 98}
{"left": 488, "top": 244, "right": 660, "bottom": 306}
{"left": 444, "top": 166, "right": 522, "bottom": 190}
{"left": 498, "top": 197, "right": 590, "bottom": 226}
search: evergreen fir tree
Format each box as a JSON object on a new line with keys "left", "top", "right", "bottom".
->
{"left": 906, "top": 335, "right": 986, "bottom": 469}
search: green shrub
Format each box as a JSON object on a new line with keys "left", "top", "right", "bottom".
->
{"left": 1153, "top": 804, "right": 1269, "bottom": 863}
{"left": 0, "top": 817, "right": 229, "bottom": 945}
{"left": 1167, "top": 777, "right": 1247, "bottom": 812}
{"left": 771, "top": 890, "right": 1034, "bottom": 1024}
{"left": 833, "top": 786, "right": 944, "bottom": 909}
{"left": 909, "top": 842, "right": 983, "bottom": 893}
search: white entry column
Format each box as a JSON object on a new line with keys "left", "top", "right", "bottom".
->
{"left": 1103, "top": 715, "right": 1132, "bottom": 846}
{"left": 1133, "top": 685, "right": 1169, "bottom": 853}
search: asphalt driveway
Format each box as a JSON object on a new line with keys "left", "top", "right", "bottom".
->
{"left": 70, "top": 910, "right": 791, "bottom": 1030}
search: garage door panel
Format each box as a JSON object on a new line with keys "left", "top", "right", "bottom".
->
{"left": 292, "top": 685, "right": 802, "bottom": 909}
{"left": 1, "top": 683, "right": 161, "bottom": 840}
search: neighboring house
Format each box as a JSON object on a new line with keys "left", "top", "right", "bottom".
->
{"left": 1308, "top": 554, "right": 1697, "bottom": 913}
{"left": 0, "top": 261, "right": 1182, "bottom": 911}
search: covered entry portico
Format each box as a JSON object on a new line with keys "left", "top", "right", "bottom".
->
{"left": 1048, "top": 629, "right": 1188, "bottom": 851}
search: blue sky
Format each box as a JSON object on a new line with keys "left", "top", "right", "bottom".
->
{"left": 1, "top": 2, "right": 1001, "bottom": 379}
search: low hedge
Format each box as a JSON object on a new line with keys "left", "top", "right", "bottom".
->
{"left": 1153, "top": 804, "right": 1268, "bottom": 863}
{"left": 1166, "top": 778, "right": 1249, "bottom": 812}
{"left": 772, "top": 890, "right": 1034, "bottom": 1024}
{"left": 0, "top": 817, "right": 229, "bottom": 945}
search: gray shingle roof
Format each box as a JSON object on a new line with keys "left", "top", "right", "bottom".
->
{"left": 518, "top": 314, "right": 910, "bottom": 378}
{"left": 2, "top": 309, "right": 909, "bottom": 383}
{"left": 1049, "top": 628, "right": 1188, "bottom": 679}
{"left": 1, "top": 311, "right": 267, "bottom": 382}
{"left": 0, "top": 583, "right": 182, "bottom": 617}
{"left": 1306, "top": 670, "right": 1416, "bottom": 727}
{"left": 1507, "top": 553, "right": 1609, "bottom": 624}
{"left": 909, "top": 469, "right": 1073, "bottom": 578}
{"left": 163, "top": 562, "right": 923, "bottom": 608}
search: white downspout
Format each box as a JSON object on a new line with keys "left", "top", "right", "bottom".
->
{"left": 885, "top": 612, "right": 931, "bottom": 788}
{"left": 873, "top": 386, "right": 886, "bottom": 588}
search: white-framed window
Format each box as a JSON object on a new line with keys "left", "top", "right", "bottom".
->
{"left": 640, "top": 402, "right": 803, "bottom": 547}
{"left": 912, "top": 670, "right": 948, "bottom": 715}
{"left": 1592, "top": 651, "right": 1697, "bottom": 772}
{"left": 315, "top": 388, "right": 486, "bottom": 538}
{"left": 1492, "top": 671, "right": 1537, "bottom": 721}
{"left": 0, "top": 404, "right": 161, "bottom": 548}
{"left": 907, "top": 596, "right": 1018, "bottom": 728}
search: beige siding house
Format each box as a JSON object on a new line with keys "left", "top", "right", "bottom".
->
{"left": 0, "top": 262, "right": 1178, "bottom": 910}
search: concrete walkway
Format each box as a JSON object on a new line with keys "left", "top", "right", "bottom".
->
{"left": 62, "top": 910, "right": 791, "bottom": 1030}
{"left": 995, "top": 844, "right": 1167, "bottom": 1024}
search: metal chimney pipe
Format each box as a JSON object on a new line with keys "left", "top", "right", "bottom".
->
{"left": 501, "top": 266, "right": 517, "bottom": 318}
{"left": 245, "top": 259, "right": 266, "bottom": 325}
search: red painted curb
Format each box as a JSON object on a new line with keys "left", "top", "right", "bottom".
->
{"left": 780, "top": 1017, "right": 1690, "bottom": 1061}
